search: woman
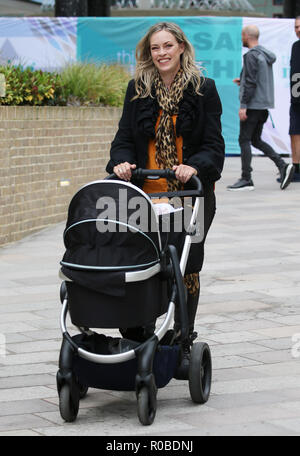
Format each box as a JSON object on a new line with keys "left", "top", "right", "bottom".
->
{"left": 106, "top": 22, "right": 225, "bottom": 377}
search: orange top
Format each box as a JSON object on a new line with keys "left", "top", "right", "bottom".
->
{"left": 142, "top": 111, "right": 183, "bottom": 194}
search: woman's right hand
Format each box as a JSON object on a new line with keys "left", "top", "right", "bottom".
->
{"left": 113, "top": 162, "right": 136, "bottom": 181}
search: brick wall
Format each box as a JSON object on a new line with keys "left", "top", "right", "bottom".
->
{"left": 0, "top": 106, "right": 122, "bottom": 246}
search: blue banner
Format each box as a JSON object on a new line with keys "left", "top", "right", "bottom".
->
{"left": 77, "top": 16, "right": 243, "bottom": 155}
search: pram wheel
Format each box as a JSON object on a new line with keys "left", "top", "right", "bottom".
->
{"left": 137, "top": 386, "right": 157, "bottom": 426}
{"left": 79, "top": 384, "right": 88, "bottom": 399}
{"left": 188, "top": 342, "right": 212, "bottom": 404}
{"left": 59, "top": 384, "right": 79, "bottom": 422}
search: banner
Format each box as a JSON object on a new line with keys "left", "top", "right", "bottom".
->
{"left": 0, "top": 16, "right": 297, "bottom": 155}
{"left": 77, "top": 16, "right": 242, "bottom": 154}
{"left": 0, "top": 17, "right": 77, "bottom": 71}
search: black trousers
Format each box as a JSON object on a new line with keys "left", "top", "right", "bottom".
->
{"left": 283, "top": 0, "right": 300, "bottom": 17}
{"left": 239, "top": 109, "right": 285, "bottom": 181}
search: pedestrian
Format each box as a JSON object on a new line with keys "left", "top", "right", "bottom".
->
{"left": 227, "top": 25, "right": 294, "bottom": 191}
{"left": 106, "top": 21, "right": 224, "bottom": 378}
{"left": 288, "top": 16, "right": 300, "bottom": 182}
{"left": 283, "top": 0, "right": 300, "bottom": 18}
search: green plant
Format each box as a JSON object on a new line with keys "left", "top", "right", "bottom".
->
{"left": 0, "top": 62, "right": 130, "bottom": 107}
{"left": 0, "top": 65, "right": 66, "bottom": 106}
{"left": 59, "top": 62, "right": 130, "bottom": 107}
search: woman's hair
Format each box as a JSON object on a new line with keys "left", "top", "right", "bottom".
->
{"left": 133, "top": 22, "right": 204, "bottom": 99}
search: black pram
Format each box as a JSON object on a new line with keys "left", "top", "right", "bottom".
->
{"left": 57, "top": 169, "right": 212, "bottom": 425}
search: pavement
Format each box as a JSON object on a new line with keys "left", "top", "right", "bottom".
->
{"left": 1, "top": 156, "right": 300, "bottom": 436}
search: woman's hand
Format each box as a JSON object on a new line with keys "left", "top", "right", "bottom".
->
{"left": 113, "top": 162, "right": 136, "bottom": 181}
{"left": 172, "top": 164, "right": 197, "bottom": 184}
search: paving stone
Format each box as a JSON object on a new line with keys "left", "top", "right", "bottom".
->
{"left": 0, "top": 386, "right": 57, "bottom": 403}
{"left": 197, "top": 300, "right": 271, "bottom": 315}
{"left": 0, "top": 363, "right": 58, "bottom": 378}
{"left": 242, "top": 349, "right": 293, "bottom": 364}
{"left": 0, "top": 414, "right": 55, "bottom": 432}
{"left": 244, "top": 360, "right": 300, "bottom": 377}
{"left": 7, "top": 340, "right": 61, "bottom": 354}
{"left": 0, "top": 374, "right": 56, "bottom": 389}
{"left": 212, "top": 355, "right": 262, "bottom": 369}
{"left": 251, "top": 325, "right": 300, "bottom": 339}
{"left": 1, "top": 351, "right": 59, "bottom": 366}
{"left": 0, "top": 399, "right": 57, "bottom": 417}
{"left": 1, "top": 156, "right": 300, "bottom": 435}
{"left": 0, "top": 430, "right": 41, "bottom": 436}
{"left": 210, "top": 341, "right": 272, "bottom": 357}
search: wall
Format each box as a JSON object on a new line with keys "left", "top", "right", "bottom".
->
{"left": 249, "top": 0, "right": 283, "bottom": 17}
{"left": 0, "top": 106, "right": 121, "bottom": 246}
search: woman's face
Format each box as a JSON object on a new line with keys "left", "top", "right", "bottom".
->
{"left": 150, "top": 30, "right": 184, "bottom": 78}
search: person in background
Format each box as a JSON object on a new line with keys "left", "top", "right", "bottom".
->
{"left": 283, "top": 0, "right": 300, "bottom": 18}
{"left": 288, "top": 16, "right": 300, "bottom": 182}
{"left": 106, "top": 22, "right": 224, "bottom": 378}
{"left": 227, "top": 25, "right": 294, "bottom": 191}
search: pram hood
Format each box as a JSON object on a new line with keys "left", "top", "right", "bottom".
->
{"left": 61, "top": 180, "right": 162, "bottom": 274}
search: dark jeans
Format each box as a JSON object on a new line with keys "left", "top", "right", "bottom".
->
{"left": 239, "top": 109, "right": 285, "bottom": 181}
{"left": 283, "top": 0, "right": 300, "bottom": 17}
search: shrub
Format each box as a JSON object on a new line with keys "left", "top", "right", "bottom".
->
{"left": 0, "top": 62, "right": 130, "bottom": 107}
{"left": 0, "top": 65, "right": 66, "bottom": 106}
{"left": 59, "top": 62, "right": 130, "bottom": 107}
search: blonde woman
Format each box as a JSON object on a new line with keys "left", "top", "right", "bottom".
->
{"left": 106, "top": 22, "right": 224, "bottom": 378}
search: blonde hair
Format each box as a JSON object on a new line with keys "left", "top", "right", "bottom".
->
{"left": 133, "top": 22, "right": 204, "bottom": 99}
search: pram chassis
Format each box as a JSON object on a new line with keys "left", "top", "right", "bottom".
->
{"left": 57, "top": 169, "right": 212, "bottom": 425}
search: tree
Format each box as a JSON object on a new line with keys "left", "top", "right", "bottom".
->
{"left": 55, "top": 0, "right": 111, "bottom": 17}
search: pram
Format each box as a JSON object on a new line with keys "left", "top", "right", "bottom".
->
{"left": 56, "top": 169, "right": 212, "bottom": 425}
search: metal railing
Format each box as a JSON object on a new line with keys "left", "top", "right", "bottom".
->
{"left": 112, "top": 0, "right": 254, "bottom": 10}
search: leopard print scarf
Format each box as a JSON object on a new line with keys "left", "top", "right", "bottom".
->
{"left": 154, "top": 68, "right": 183, "bottom": 193}
{"left": 154, "top": 68, "right": 199, "bottom": 297}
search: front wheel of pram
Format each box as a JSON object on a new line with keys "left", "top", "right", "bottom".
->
{"left": 137, "top": 386, "right": 157, "bottom": 426}
{"left": 59, "top": 384, "right": 79, "bottom": 422}
{"left": 189, "top": 342, "right": 212, "bottom": 404}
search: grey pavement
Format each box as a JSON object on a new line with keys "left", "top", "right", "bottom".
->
{"left": 0, "top": 156, "right": 300, "bottom": 436}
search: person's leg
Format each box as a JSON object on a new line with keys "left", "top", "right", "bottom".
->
{"left": 251, "top": 110, "right": 286, "bottom": 171}
{"left": 289, "top": 104, "right": 300, "bottom": 181}
{"left": 283, "top": 0, "right": 295, "bottom": 17}
{"left": 227, "top": 110, "right": 259, "bottom": 190}
{"left": 251, "top": 110, "right": 294, "bottom": 189}
{"left": 291, "top": 134, "right": 300, "bottom": 181}
{"left": 295, "top": 0, "right": 300, "bottom": 16}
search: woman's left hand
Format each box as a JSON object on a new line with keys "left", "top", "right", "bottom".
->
{"left": 172, "top": 164, "right": 197, "bottom": 184}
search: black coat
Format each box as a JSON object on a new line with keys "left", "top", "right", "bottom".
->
{"left": 106, "top": 77, "right": 225, "bottom": 185}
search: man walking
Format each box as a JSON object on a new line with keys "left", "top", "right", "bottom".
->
{"left": 288, "top": 16, "right": 300, "bottom": 182}
{"left": 227, "top": 25, "right": 294, "bottom": 191}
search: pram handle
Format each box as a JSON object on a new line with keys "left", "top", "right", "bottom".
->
{"left": 107, "top": 169, "right": 203, "bottom": 198}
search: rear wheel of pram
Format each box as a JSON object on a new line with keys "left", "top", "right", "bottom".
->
{"left": 137, "top": 386, "right": 156, "bottom": 426}
{"left": 59, "top": 384, "right": 79, "bottom": 422}
{"left": 79, "top": 384, "right": 88, "bottom": 399}
{"left": 188, "top": 342, "right": 212, "bottom": 404}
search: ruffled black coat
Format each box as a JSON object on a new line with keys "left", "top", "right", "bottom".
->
{"left": 106, "top": 77, "right": 225, "bottom": 185}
